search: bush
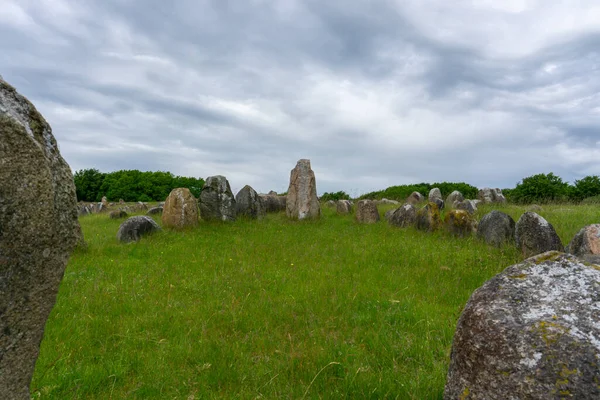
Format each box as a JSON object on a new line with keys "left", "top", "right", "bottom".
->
{"left": 572, "top": 175, "right": 600, "bottom": 201}
{"left": 320, "top": 191, "right": 351, "bottom": 202}
{"left": 580, "top": 195, "right": 600, "bottom": 205}
{"left": 510, "top": 173, "right": 569, "bottom": 204}
{"left": 359, "top": 182, "right": 478, "bottom": 202}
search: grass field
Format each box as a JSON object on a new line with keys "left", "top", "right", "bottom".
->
{"left": 30, "top": 203, "right": 598, "bottom": 399}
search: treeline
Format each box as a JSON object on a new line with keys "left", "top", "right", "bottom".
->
{"left": 359, "top": 182, "right": 479, "bottom": 202}
{"left": 74, "top": 169, "right": 205, "bottom": 202}
{"left": 504, "top": 173, "right": 600, "bottom": 204}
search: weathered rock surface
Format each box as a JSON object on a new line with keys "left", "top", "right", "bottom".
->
{"left": 515, "top": 212, "right": 564, "bottom": 258}
{"left": 444, "top": 209, "right": 475, "bottom": 237}
{"left": 101, "top": 196, "right": 108, "bottom": 207}
{"left": 446, "top": 190, "right": 464, "bottom": 205}
{"left": 445, "top": 252, "right": 600, "bottom": 399}
{"left": 336, "top": 199, "right": 353, "bottom": 215}
{"left": 162, "top": 188, "right": 199, "bottom": 228}
{"left": 377, "top": 198, "right": 399, "bottom": 205}
{"left": 200, "top": 175, "right": 236, "bottom": 221}
{"left": 146, "top": 206, "right": 163, "bottom": 215}
{"left": 355, "top": 200, "right": 380, "bottom": 224}
{"left": 415, "top": 202, "right": 442, "bottom": 232}
{"left": 109, "top": 210, "right": 128, "bottom": 219}
{"left": 286, "top": 159, "right": 320, "bottom": 220}
{"left": 456, "top": 199, "right": 477, "bottom": 215}
{"left": 406, "top": 191, "right": 425, "bottom": 204}
{"left": 0, "top": 78, "right": 80, "bottom": 399}
{"left": 566, "top": 224, "right": 600, "bottom": 262}
{"left": 235, "top": 185, "right": 265, "bottom": 219}
{"left": 432, "top": 197, "right": 445, "bottom": 211}
{"left": 117, "top": 216, "right": 161, "bottom": 243}
{"left": 261, "top": 194, "right": 286, "bottom": 213}
{"left": 428, "top": 187, "right": 442, "bottom": 203}
{"left": 477, "top": 210, "right": 516, "bottom": 247}
{"left": 478, "top": 187, "right": 507, "bottom": 204}
{"left": 388, "top": 204, "right": 417, "bottom": 228}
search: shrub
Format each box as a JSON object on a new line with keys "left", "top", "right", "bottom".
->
{"left": 320, "top": 191, "right": 351, "bottom": 202}
{"left": 572, "top": 175, "right": 600, "bottom": 201}
{"left": 359, "top": 182, "right": 478, "bottom": 202}
{"left": 510, "top": 173, "right": 569, "bottom": 204}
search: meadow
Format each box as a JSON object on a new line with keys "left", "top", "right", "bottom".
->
{"left": 31, "top": 203, "right": 599, "bottom": 399}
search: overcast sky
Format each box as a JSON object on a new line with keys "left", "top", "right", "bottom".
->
{"left": 1, "top": 0, "right": 599, "bottom": 196}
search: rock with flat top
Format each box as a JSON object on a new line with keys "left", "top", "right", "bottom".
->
{"left": 286, "top": 159, "right": 320, "bottom": 220}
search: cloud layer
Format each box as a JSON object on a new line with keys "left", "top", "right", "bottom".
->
{"left": 2, "top": 0, "right": 599, "bottom": 195}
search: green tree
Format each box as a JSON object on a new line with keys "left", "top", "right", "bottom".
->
{"left": 510, "top": 173, "right": 569, "bottom": 204}
{"left": 572, "top": 175, "right": 600, "bottom": 201}
{"left": 73, "top": 168, "right": 106, "bottom": 201}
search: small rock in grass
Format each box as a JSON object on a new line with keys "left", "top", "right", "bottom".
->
{"left": 117, "top": 216, "right": 161, "bottom": 243}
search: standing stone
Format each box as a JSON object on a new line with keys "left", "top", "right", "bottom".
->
{"left": 388, "top": 203, "right": 417, "bottom": 228}
{"left": 444, "top": 210, "right": 475, "bottom": 237}
{"left": 200, "top": 175, "right": 236, "bottom": 221}
{"left": 119, "top": 198, "right": 125, "bottom": 205}
{"left": 235, "top": 185, "right": 265, "bottom": 219}
{"left": 146, "top": 206, "right": 163, "bottom": 216}
{"left": 477, "top": 210, "right": 516, "bottom": 247}
{"left": 260, "top": 194, "right": 286, "bottom": 213}
{"left": 432, "top": 197, "right": 445, "bottom": 211}
{"left": 428, "top": 187, "right": 442, "bottom": 203}
{"left": 117, "top": 216, "right": 161, "bottom": 243}
{"left": 0, "top": 78, "right": 80, "bottom": 399}
{"left": 566, "top": 224, "right": 600, "bottom": 263}
{"left": 355, "top": 200, "right": 380, "bottom": 224}
{"left": 325, "top": 200, "right": 336, "bottom": 208}
{"left": 101, "top": 196, "right": 108, "bottom": 207}
{"left": 445, "top": 252, "right": 600, "bottom": 399}
{"left": 415, "top": 202, "right": 442, "bottom": 232}
{"left": 162, "top": 188, "right": 199, "bottom": 228}
{"left": 109, "top": 210, "right": 128, "bottom": 219}
{"left": 456, "top": 199, "right": 477, "bottom": 215}
{"left": 285, "top": 159, "right": 320, "bottom": 220}
{"left": 515, "top": 212, "right": 564, "bottom": 258}
{"left": 478, "top": 187, "right": 507, "bottom": 204}
{"left": 336, "top": 199, "right": 353, "bottom": 215}
{"left": 406, "top": 191, "right": 425, "bottom": 204}
{"left": 446, "top": 190, "right": 464, "bottom": 205}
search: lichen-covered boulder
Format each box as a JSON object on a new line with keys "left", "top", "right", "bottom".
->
{"left": 109, "top": 210, "right": 128, "bottom": 219}
{"left": 260, "top": 194, "right": 286, "bottom": 213}
{"left": 566, "top": 224, "right": 600, "bottom": 263}
{"left": 432, "top": 197, "right": 445, "bottom": 211}
{"left": 415, "top": 202, "right": 442, "bottom": 232}
{"left": 456, "top": 199, "right": 477, "bottom": 215}
{"left": 444, "top": 209, "right": 475, "bottom": 237}
{"left": 477, "top": 187, "right": 507, "bottom": 204}
{"left": 286, "top": 159, "right": 320, "bottom": 220}
{"left": 162, "top": 188, "right": 199, "bottom": 228}
{"left": 388, "top": 203, "right": 417, "bottom": 228}
{"left": 146, "top": 206, "right": 163, "bottom": 215}
{"left": 406, "top": 191, "right": 425, "bottom": 204}
{"left": 235, "top": 185, "right": 265, "bottom": 219}
{"left": 336, "top": 199, "right": 353, "bottom": 215}
{"left": 515, "top": 212, "right": 564, "bottom": 258}
{"left": 355, "top": 200, "right": 380, "bottom": 224}
{"left": 0, "top": 78, "right": 80, "bottom": 399}
{"left": 116, "top": 216, "right": 161, "bottom": 243}
{"left": 446, "top": 190, "right": 464, "bottom": 205}
{"left": 428, "top": 187, "right": 442, "bottom": 203}
{"left": 477, "top": 210, "right": 516, "bottom": 247}
{"left": 445, "top": 252, "right": 600, "bottom": 399}
{"left": 200, "top": 175, "right": 236, "bottom": 221}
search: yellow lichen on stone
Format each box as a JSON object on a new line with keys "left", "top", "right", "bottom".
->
{"left": 459, "top": 386, "right": 470, "bottom": 400}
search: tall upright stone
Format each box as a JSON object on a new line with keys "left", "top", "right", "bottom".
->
{"left": 199, "top": 175, "right": 236, "bottom": 221}
{"left": 235, "top": 185, "right": 265, "bottom": 219}
{"left": 162, "top": 187, "right": 199, "bottom": 229}
{"left": 286, "top": 159, "right": 320, "bottom": 220}
{"left": 0, "top": 78, "right": 80, "bottom": 399}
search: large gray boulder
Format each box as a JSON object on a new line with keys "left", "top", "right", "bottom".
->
{"left": 336, "top": 199, "right": 353, "bottom": 215}
{"left": 415, "top": 202, "right": 442, "bottom": 232}
{"left": 260, "top": 194, "right": 286, "bottom": 213}
{"left": 0, "top": 78, "right": 80, "bottom": 399}
{"left": 444, "top": 209, "right": 475, "bottom": 237}
{"left": 355, "top": 200, "right": 380, "bottom": 224}
{"left": 566, "top": 224, "right": 600, "bottom": 263}
{"left": 445, "top": 252, "right": 600, "bottom": 399}
{"left": 286, "top": 159, "right": 320, "bottom": 220}
{"left": 162, "top": 187, "right": 199, "bottom": 228}
{"left": 515, "top": 212, "right": 564, "bottom": 258}
{"left": 478, "top": 187, "right": 507, "bottom": 204}
{"left": 200, "top": 175, "right": 236, "bottom": 221}
{"left": 428, "top": 187, "right": 442, "bottom": 203}
{"left": 406, "top": 191, "right": 425, "bottom": 205}
{"left": 235, "top": 185, "right": 265, "bottom": 219}
{"left": 456, "top": 199, "right": 477, "bottom": 215}
{"left": 446, "top": 190, "right": 464, "bottom": 205}
{"left": 388, "top": 203, "right": 417, "bottom": 228}
{"left": 477, "top": 210, "right": 516, "bottom": 247}
{"left": 116, "top": 216, "right": 161, "bottom": 243}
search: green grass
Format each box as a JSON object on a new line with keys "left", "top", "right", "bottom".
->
{"left": 31, "top": 203, "right": 598, "bottom": 399}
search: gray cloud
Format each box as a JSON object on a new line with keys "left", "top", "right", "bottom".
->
{"left": 1, "top": 0, "right": 599, "bottom": 195}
